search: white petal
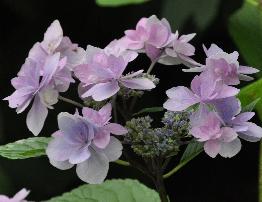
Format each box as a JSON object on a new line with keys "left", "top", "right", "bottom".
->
{"left": 49, "top": 159, "right": 74, "bottom": 170}
{"left": 76, "top": 149, "right": 109, "bottom": 184}
{"left": 219, "top": 138, "right": 241, "bottom": 158}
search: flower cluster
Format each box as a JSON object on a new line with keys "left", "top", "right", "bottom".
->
{"left": 125, "top": 111, "right": 191, "bottom": 158}
{"left": 4, "top": 14, "right": 262, "bottom": 187}
{"left": 0, "top": 189, "right": 30, "bottom": 202}
{"left": 164, "top": 44, "right": 262, "bottom": 158}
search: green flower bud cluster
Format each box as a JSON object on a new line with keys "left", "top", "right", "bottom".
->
{"left": 124, "top": 111, "right": 191, "bottom": 158}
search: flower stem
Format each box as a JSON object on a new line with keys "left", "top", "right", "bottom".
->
{"left": 58, "top": 95, "right": 84, "bottom": 108}
{"left": 147, "top": 59, "right": 158, "bottom": 74}
{"left": 152, "top": 158, "right": 169, "bottom": 202}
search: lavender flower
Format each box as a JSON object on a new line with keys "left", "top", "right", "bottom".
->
{"left": 4, "top": 53, "right": 74, "bottom": 135}
{"left": 190, "top": 105, "right": 241, "bottom": 158}
{"left": 74, "top": 45, "right": 155, "bottom": 101}
{"left": 46, "top": 104, "right": 127, "bottom": 184}
{"left": 0, "top": 189, "right": 30, "bottom": 202}
{"left": 163, "top": 70, "right": 239, "bottom": 112}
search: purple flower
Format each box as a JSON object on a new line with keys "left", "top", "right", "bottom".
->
{"left": 185, "top": 44, "right": 259, "bottom": 84}
{"left": 158, "top": 31, "right": 201, "bottom": 68}
{"left": 46, "top": 104, "right": 127, "bottom": 184}
{"left": 28, "top": 20, "right": 86, "bottom": 71}
{"left": 4, "top": 53, "right": 74, "bottom": 135}
{"left": 190, "top": 105, "right": 241, "bottom": 158}
{"left": 74, "top": 45, "right": 155, "bottom": 101}
{"left": 213, "top": 97, "right": 262, "bottom": 142}
{"left": 121, "top": 15, "right": 173, "bottom": 61}
{"left": 163, "top": 70, "right": 239, "bottom": 111}
{"left": 0, "top": 188, "right": 30, "bottom": 202}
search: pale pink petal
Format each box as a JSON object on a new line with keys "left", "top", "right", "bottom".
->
{"left": 26, "top": 95, "right": 48, "bottom": 136}
{"left": 12, "top": 188, "right": 30, "bottom": 201}
{"left": 93, "top": 130, "right": 110, "bottom": 149}
{"left": 69, "top": 147, "right": 91, "bottom": 164}
{"left": 219, "top": 138, "right": 241, "bottom": 158}
{"left": 98, "top": 103, "right": 112, "bottom": 123}
{"left": 220, "top": 127, "right": 238, "bottom": 142}
{"left": 120, "top": 78, "right": 155, "bottom": 90}
{"left": 41, "top": 20, "right": 63, "bottom": 53}
{"left": 204, "top": 140, "right": 221, "bottom": 158}
{"left": 49, "top": 159, "right": 74, "bottom": 170}
{"left": 76, "top": 149, "right": 109, "bottom": 184}
{"left": 238, "top": 65, "right": 259, "bottom": 74}
{"left": 164, "top": 86, "right": 199, "bottom": 111}
{"left": 239, "top": 122, "right": 262, "bottom": 142}
{"left": 82, "top": 81, "right": 120, "bottom": 101}
{"left": 104, "top": 123, "right": 128, "bottom": 135}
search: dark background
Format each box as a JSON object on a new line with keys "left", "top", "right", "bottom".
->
{"left": 0, "top": 0, "right": 259, "bottom": 201}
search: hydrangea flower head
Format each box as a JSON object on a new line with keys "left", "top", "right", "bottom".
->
{"left": 163, "top": 70, "right": 239, "bottom": 111}
{"left": 4, "top": 53, "right": 74, "bottom": 135}
{"left": 46, "top": 103, "right": 127, "bottom": 184}
{"left": 74, "top": 45, "right": 155, "bottom": 101}
{"left": 0, "top": 189, "right": 30, "bottom": 202}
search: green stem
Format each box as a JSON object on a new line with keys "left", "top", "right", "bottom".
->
{"left": 58, "top": 95, "right": 84, "bottom": 108}
{"left": 163, "top": 151, "right": 202, "bottom": 179}
{"left": 114, "top": 159, "right": 130, "bottom": 166}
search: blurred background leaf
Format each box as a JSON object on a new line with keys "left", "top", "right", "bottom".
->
{"left": 96, "top": 0, "right": 150, "bottom": 7}
{"left": 161, "top": 0, "right": 220, "bottom": 31}
{"left": 229, "top": 0, "right": 262, "bottom": 74}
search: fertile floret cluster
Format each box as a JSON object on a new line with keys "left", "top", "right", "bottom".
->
{"left": 125, "top": 111, "right": 191, "bottom": 158}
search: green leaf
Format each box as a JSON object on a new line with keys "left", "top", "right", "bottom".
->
{"left": 161, "top": 0, "right": 220, "bottom": 31}
{"left": 96, "top": 0, "right": 150, "bottom": 7}
{"left": 47, "top": 179, "right": 160, "bottom": 202}
{"left": 0, "top": 137, "right": 51, "bottom": 159}
{"left": 242, "top": 98, "right": 261, "bottom": 112}
{"left": 180, "top": 141, "right": 203, "bottom": 163}
{"left": 229, "top": 0, "right": 262, "bottom": 73}
{"left": 133, "top": 107, "right": 164, "bottom": 116}
{"left": 238, "top": 78, "right": 262, "bottom": 118}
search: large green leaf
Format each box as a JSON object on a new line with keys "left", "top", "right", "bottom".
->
{"left": 238, "top": 78, "right": 262, "bottom": 118}
{"left": 96, "top": 0, "right": 150, "bottom": 7}
{"left": 0, "top": 137, "right": 50, "bottom": 159}
{"left": 161, "top": 0, "right": 220, "bottom": 31}
{"left": 229, "top": 0, "right": 262, "bottom": 73}
{"left": 47, "top": 179, "right": 160, "bottom": 202}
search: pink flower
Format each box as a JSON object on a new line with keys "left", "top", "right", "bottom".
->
{"left": 163, "top": 70, "right": 239, "bottom": 111}
{"left": 4, "top": 53, "right": 74, "bottom": 135}
{"left": 185, "top": 44, "right": 259, "bottom": 84}
{"left": 158, "top": 31, "right": 200, "bottom": 68}
{"left": 190, "top": 105, "right": 241, "bottom": 158}
{"left": 46, "top": 103, "right": 127, "bottom": 184}
{"left": 121, "top": 15, "right": 173, "bottom": 61}
{"left": 74, "top": 45, "right": 155, "bottom": 101}
{"left": 28, "top": 20, "right": 86, "bottom": 71}
{"left": 0, "top": 188, "right": 30, "bottom": 202}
